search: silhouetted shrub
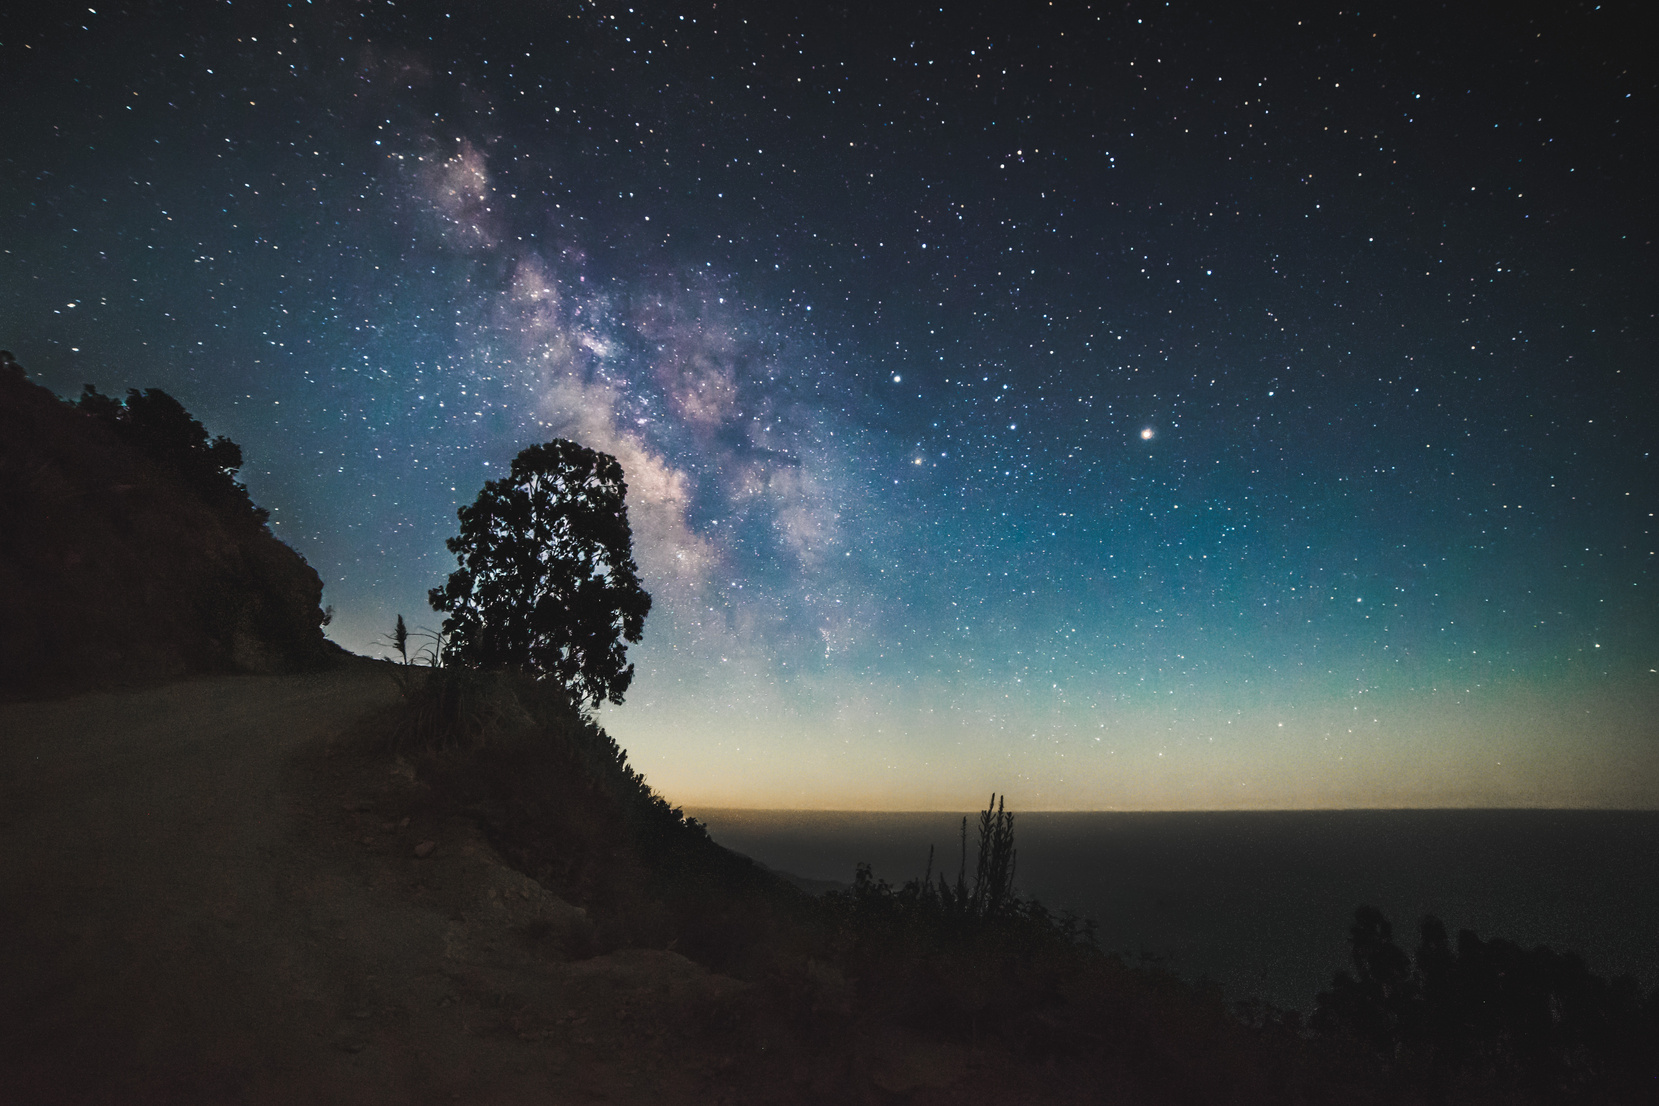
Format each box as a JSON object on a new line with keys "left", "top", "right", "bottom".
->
{"left": 386, "top": 665, "right": 530, "bottom": 752}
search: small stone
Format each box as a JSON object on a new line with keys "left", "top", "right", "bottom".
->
{"left": 413, "top": 840, "right": 436, "bottom": 858}
{"left": 398, "top": 816, "right": 411, "bottom": 830}
{"left": 361, "top": 836, "right": 375, "bottom": 846}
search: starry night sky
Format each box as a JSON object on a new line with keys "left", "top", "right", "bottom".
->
{"left": 3, "top": 0, "right": 1655, "bottom": 808}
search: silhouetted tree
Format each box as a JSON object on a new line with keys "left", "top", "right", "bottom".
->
{"left": 1315, "top": 905, "right": 1659, "bottom": 1097}
{"left": 1318, "top": 904, "right": 1415, "bottom": 1055}
{"left": 429, "top": 439, "right": 651, "bottom": 708}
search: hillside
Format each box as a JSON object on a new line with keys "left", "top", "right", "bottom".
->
{"left": 0, "top": 663, "right": 758, "bottom": 1104}
{"left": 0, "top": 352, "right": 331, "bottom": 696}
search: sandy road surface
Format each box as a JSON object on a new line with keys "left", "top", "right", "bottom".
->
{"left": 0, "top": 664, "right": 760, "bottom": 1105}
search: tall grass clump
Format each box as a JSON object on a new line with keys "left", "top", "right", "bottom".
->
{"left": 385, "top": 666, "right": 528, "bottom": 752}
{"left": 379, "top": 618, "right": 521, "bottom": 753}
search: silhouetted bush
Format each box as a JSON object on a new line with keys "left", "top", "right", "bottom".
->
{"left": 812, "top": 797, "right": 1345, "bottom": 1103}
{"left": 386, "top": 665, "right": 530, "bottom": 752}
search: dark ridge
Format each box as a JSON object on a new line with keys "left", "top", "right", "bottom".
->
{"left": 0, "top": 350, "right": 334, "bottom": 698}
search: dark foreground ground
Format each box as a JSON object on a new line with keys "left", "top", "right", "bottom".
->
{"left": 0, "top": 663, "right": 792, "bottom": 1104}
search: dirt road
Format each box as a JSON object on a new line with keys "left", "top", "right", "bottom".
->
{"left": 0, "top": 664, "right": 756, "bottom": 1105}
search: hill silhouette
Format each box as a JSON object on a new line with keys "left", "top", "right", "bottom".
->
{"left": 0, "top": 351, "right": 331, "bottom": 697}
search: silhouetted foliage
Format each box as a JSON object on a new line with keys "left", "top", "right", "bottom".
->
{"left": 387, "top": 665, "right": 521, "bottom": 753}
{"left": 1316, "top": 905, "right": 1659, "bottom": 1101}
{"left": 429, "top": 439, "right": 651, "bottom": 708}
{"left": 835, "top": 796, "right": 1056, "bottom": 934}
{"left": 961, "top": 792, "right": 1019, "bottom": 918}
{"left": 78, "top": 383, "right": 268, "bottom": 526}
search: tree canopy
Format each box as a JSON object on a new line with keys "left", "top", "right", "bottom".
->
{"left": 78, "top": 384, "right": 267, "bottom": 526}
{"left": 429, "top": 439, "right": 651, "bottom": 708}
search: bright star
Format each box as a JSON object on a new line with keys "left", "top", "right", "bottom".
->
{"left": 1140, "top": 427, "right": 1155, "bottom": 440}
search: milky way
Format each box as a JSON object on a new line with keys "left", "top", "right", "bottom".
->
{"left": 3, "top": 1, "right": 1654, "bottom": 807}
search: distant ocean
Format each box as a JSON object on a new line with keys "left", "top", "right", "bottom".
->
{"left": 689, "top": 809, "right": 1659, "bottom": 1012}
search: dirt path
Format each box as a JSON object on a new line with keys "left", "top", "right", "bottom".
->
{"left": 0, "top": 664, "right": 761, "bottom": 1105}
